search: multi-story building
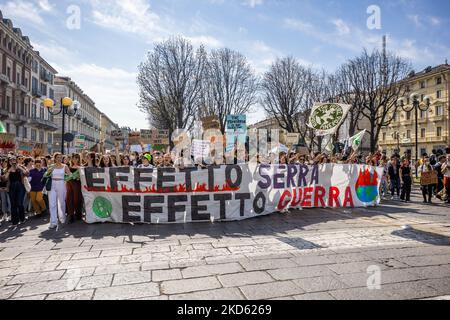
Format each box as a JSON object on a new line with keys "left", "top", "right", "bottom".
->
{"left": 248, "top": 117, "right": 288, "bottom": 145}
{"left": 0, "top": 10, "right": 58, "bottom": 154}
{"left": 378, "top": 64, "right": 450, "bottom": 156}
{"left": 100, "top": 113, "right": 119, "bottom": 151}
{"left": 53, "top": 76, "right": 102, "bottom": 152}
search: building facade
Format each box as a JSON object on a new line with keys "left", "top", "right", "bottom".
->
{"left": 0, "top": 10, "right": 58, "bottom": 154}
{"left": 53, "top": 76, "right": 102, "bottom": 152}
{"left": 378, "top": 64, "right": 450, "bottom": 156}
{"left": 100, "top": 113, "right": 119, "bottom": 151}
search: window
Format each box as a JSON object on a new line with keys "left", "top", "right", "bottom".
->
{"left": 48, "top": 134, "right": 52, "bottom": 144}
{"left": 382, "top": 132, "right": 386, "bottom": 141}
{"left": 435, "top": 105, "right": 443, "bottom": 116}
{"left": 406, "top": 111, "right": 411, "bottom": 120}
{"left": 40, "top": 83, "right": 47, "bottom": 96}
{"left": 437, "top": 127, "right": 442, "bottom": 137}
{"left": 437, "top": 90, "right": 442, "bottom": 99}
{"left": 32, "top": 103, "right": 37, "bottom": 118}
{"left": 437, "top": 77, "right": 442, "bottom": 85}
{"left": 23, "top": 127, "right": 27, "bottom": 139}
{"left": 6, "top": 97, "right": 10, "bottom": 112}
{"left": 16, "top": 72, "right": 20, "bottom": 85}
{"left": 39, "top": 131, "right": 44, "bottom": 143}
{"left": 420, "top": 110, "right": 427, "bottom": 118}
{"left": 31, "top": 129, "right": 36, "bottom": 141}
{"left": 6, "top": 123, "right": 9, "bottom": 133}
{"left": 32, "top": 77, "right": 38, "bottom": 92}
{"left": 421, "top": 94, "right": 424, "bottom": 102}
{"left": 420, "top": 148, "right": 427, "bottom": 156}
{"left": 420, "top": 80, "right": 426, "bottom": 89}
{"left": 420, "top": 128, "right": 426, "bottom": 138}
{"left": 49, "top": 88, "right": 54, "bottom": 100}
{"left": 406, "top": 130, "right": 411, "bottom": 138}
{"left": 7, "top": 67, "right": 11, "bottom": 80}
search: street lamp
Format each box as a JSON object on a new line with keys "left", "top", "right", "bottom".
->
{"left": 397, "top": 92, "right": 431, "bottom": 174}
{"left": 43, "top": 97, "right": 80, "bottom": 154}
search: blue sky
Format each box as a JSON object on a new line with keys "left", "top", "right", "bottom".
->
{"left": 1, "top": 0, "right": 449, "bottom": 128}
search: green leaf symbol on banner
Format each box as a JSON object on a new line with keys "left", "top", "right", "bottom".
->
{"left": 92, "top": 196, "right": 113, "bottom": 219}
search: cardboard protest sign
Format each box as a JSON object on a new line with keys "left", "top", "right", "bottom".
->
{"left": 17, "top": 141, "right": 33, "bottom": 154}
{"left": 150, "top": 129, "right": 169, "bottom": 145}
{"left": 140, "top": 130, "right": 152, "bottom": 144}
{"left": 128, "top": 131, "right": 141, "bottom": 145}
{"left": 0, "top": 133, "right": 15, "bottom": 149}
{"left": 202, "top": 116, "right": 220, "bottom": 130}
{"left": 420, "top": 171, "right": 438, "bottom": 186}
{"left": 81, "top": 164, "right": 383, "bottom": 224}
{"left": 226, "top": 115, "right": 246, "bottom": 131}
{"left": 285, "top": 133, "right": 300, "bottom": 147}
{"left": 111, "top": 130, "right": 125, "bottom": 141}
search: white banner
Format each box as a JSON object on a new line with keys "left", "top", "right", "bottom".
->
{"left": 81, "top": 164, "right": 383, "bottom": 224}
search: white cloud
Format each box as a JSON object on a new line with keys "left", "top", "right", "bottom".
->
{"left": 407, "top": 14, "right": 422, "bottom": 28}
{"left": 430, "top": 16, "right": 441, "bottom": 26}
{"left": 242, "top": 0, "right": 264, "bottom": 8}
{"left": 283, "top": 18, "right": 314, "bottom": 32}
{"left": 0, "top": 0, "right": 45, "bottom": 25}
{"left": 38, "top": 0, "right": 53, "bottom": 12}
{"left": 186, "top": 35, "right": 222, "bottom": 48}
{"left": 331, "top": 19, "right": 350, "bottom": 35}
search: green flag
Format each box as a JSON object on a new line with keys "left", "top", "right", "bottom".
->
{"left": 0, "top": 121, "right": 6, "bottom": 133}
{"left": 348, "top": 129, "right": 366, "bottom": 150}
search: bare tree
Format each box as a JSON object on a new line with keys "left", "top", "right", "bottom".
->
{"left": 345, "top": 49, "right": 411, "bottom": 152}
{"left": 201, "top": 48, "right": 258, "bottom": 133}
{"left": 260, "top": 56, "right": 313, "bottom": 143}
{"left": 137, "top": 36, "right": 207, "bottom": 137}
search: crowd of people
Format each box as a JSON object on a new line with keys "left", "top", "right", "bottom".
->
{"left": 1, "top": 142, "right": 449, "bottom": 230}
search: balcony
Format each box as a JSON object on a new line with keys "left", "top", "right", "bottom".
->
{"left": 417, "top": 118, "right": 427, "bottom": 124}
{"left": 9, "top": 113, "right": 27, "bottom": 125}
{"left": 18, "top": 84, "right": 28, "bottom": 94}
{"left": 28, "top": 116, "right": 59, "bottom": 131}
{"left": 32, "top": 87, "right": 42, "bottom": 98}
{"left": 0, "top": 74, "right": 10, "bottom": 84}
{"left": 40, "top": 71, "right": 52, "bottom": 83}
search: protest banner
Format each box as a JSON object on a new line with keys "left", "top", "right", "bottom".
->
{"left": 16, "top": 141, "right": 33, "bottom": 154}
{"left": 420, "top": 171, "right": 438, "bottom": 186}
{"left": 226, "top": 115, "right": 246, "bottom": 131}
{"left": 307, "top": 103, "right": 351, "bottom": 136}
{"left": 0, "top": 133, "right": 15, "bottom": 149}
{"left": 128, "top": 131, "right": 141, "bottom": 145}
{"left": 81, "top": 164, "right": 383, "bottom": 224}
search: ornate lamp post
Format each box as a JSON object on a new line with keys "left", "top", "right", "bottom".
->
{"left": 397, "top": 93, "right": 432, "bottom": 176}
{"left": 43, "top": 97, "right": 80, "bottom": 154}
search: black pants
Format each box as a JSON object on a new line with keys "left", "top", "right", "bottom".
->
{"left": 9, "top": 182, "right": 25, "bottom": 225}
{"left": 421, "top": 184, "right": 434, "bottom": 202}
{"left": 400, "top": 176, "right": 412, "bottom": 201}
{"left": 390, "top": 176, "right": 400, "bottom": 196}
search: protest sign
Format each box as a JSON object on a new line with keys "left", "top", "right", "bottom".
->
{"left": 202, "top": 116, "right": 220, "bottom": 130}
{"left": 81, "top": 164, "right": 383, "bottom": 224}
{"left": 227, "top": 115, "right": 246, "bottom": 131}
{"left": 130, "top": 144, "right": 143, "bottom": 153}
{"left": 191, "top": 139, "right": 210, "bottom": 160}
{"left": 420, "top": 171, "right": 438, "bottom": 186}
{"left": 150, "top": 129, "right": 169, "bottom": 145}
{"left": 74, "top": 134, "right": 86, "bottom": 149}
{"left": 17, "top": 141, "right": 33, "bottom": 154}
{"left": 307, "top": 103, "right": 350, "bottom": 136}
{"left": 128, "top": 131, "right": 141, "bottom": 145}
{"left": 140, "top": 130, "right": 152, "bottom": 144}
{"left": 0, "top": 133, "right": 15, "bottom": 149}
{"left": 111, "top": 130, "right": 125, "bottom": 142}
{"left": 285, "top": 133, "right": 300, "bottom": 147}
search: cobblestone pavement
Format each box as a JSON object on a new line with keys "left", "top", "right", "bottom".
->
{"left": 1, "top": 189, "right": 449, "bottom": 300}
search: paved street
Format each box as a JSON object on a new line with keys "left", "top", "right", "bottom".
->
{"left": 0, "top": 188, "right": 449, "bottom": 300}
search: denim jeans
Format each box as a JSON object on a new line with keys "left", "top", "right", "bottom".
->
{"left": 0, "top": 190, "right": 10, "bottom": 214}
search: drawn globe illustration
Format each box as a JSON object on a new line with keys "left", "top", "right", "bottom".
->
{"left": 92, "top": 196, "right": 113, "bottom": 219}
{"left": 355, "top": 169, "right": 379, "bottom": 203}
{"left": 310, "top": 104, "right": 344, "bottom": 130}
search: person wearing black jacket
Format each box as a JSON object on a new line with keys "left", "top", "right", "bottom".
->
{"left": 388, "top": 157, "right": 401, "bottom": 199}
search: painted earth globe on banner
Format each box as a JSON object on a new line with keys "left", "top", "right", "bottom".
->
{"left": 310, "top": 104, "right": 344, "bottom": 130}
{"left": 355, "top": 168, "right": 379, "bottom": 203}
{"left": 92, "top": 196, "right": 113, "bottom": 219}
